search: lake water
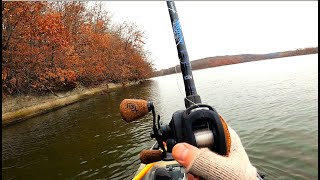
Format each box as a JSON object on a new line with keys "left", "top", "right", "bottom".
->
{"left": 2, "top": 54, "right": 318, "bottom": 180}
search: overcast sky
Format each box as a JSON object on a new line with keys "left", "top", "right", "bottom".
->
{"left": 101, "top": 1, "right": 318, "bottom": 70}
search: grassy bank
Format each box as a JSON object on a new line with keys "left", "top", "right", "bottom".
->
{"left": 2, "top": 82, "right": 137, "bottom": 127}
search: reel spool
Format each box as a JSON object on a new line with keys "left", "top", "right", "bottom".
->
{"left": 161, "top": 104, "right": 231, "bottom": 156}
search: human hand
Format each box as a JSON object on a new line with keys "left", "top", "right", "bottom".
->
{"left": 172, "top": 126, "right": 259, "bottom": 180}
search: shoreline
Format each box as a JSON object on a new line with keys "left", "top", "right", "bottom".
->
{"left": 2, "top": 82, "right": 138, "bottom": 128}
{"left": 3, "top": 50, "right": 317, "bottom": 128}
{"left": 154, "top": 48, "right": 318, "bottom": 77}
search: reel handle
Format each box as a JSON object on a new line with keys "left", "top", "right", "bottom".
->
{"left": 119, "top": 99, "right": 153, "bottom": 122}
{"left": 140, "top": 150, "right": 163, "bottom": 164}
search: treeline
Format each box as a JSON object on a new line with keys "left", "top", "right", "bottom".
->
{"left": 155, "top": 47, "right": 318, "bottom": 76}
{"left": 2, "top": 2, "right": 154, "bottom": 97}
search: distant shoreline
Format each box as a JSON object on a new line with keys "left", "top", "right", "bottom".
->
{"left": 154, "top": 47, "right": 318, "bottom": 77}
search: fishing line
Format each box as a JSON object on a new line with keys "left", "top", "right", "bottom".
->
{"left": 174, "top": 64, "right": 184, "bottom": 96}
{"left": 185, "top": 96, "right": 200, "bottom": 107}
{"left": 175, "top": 60, "right": 200, "bottom": 108}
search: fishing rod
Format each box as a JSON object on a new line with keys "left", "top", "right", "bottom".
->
{"left": 120, "top": 0, "right": 230, "bottom": 159}
{"left": 166, "top": 1, "right": 201, "bottom": 108}
{"left": 119, "top": 1, "right": 234, "bottom": 179}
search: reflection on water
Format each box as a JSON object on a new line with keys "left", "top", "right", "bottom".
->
{"left": 2, "top": 55, "right": 318, "bottom": 180}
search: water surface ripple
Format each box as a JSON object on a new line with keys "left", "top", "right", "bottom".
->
{"left": 2, "top": 55, "right": 318, "bottom": 180}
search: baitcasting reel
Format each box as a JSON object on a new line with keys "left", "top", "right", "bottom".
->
{"left": 120, "top": 99, "right": 231, "bottom": 164}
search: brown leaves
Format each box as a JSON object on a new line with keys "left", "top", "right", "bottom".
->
{"left": 2, "top": 2, "right": 153, "bottom": 96}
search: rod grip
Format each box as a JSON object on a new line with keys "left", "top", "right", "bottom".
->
{"left": 140, "top": 150, "right": 163, "bottom": 164}
{"left": 119, "top": 99, "right": 150, "bottom": 122}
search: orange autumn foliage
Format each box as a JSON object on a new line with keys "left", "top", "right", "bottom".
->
{"left": 2, "top": 2, "right": 154, "bottom": 97}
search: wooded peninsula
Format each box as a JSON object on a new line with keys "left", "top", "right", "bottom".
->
{"left": 154, "top": 47, "right": 318, "bottom": 77}
{"left": 2, "top": 2, "right": 153, "bottom": 99}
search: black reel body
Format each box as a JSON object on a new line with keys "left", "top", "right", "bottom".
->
{"left": 154, "top": 104, "right": 229, "bottom": 161}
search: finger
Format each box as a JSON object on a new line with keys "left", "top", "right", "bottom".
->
{"left": 163, "top": 141, "right": 167, "bottom": 146}
{"left": 162, "top": 141, "right": 167, "bottom": 151}
{"left": 172, "top": 143, "right": 200, "bottom": 168}
{"left": 187, "top": 173, "right": 200, "bottom": 180}
{"left": 228, "top": 127, "right": 243, "bottom": 151}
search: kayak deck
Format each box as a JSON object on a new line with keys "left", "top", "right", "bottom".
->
{"left": 133, "top": 142, "right": 186, "bottom": 180}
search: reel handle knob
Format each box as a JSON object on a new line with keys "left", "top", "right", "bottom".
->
{"left": 140, "top": 150, "right": 163, "bottom": 164}
{"left": 119, "top": 99, "right": 153, "bottom": 122}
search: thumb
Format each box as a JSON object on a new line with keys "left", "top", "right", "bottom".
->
{"left": 172, "top": 143, "right": 201, "bottom": 168}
